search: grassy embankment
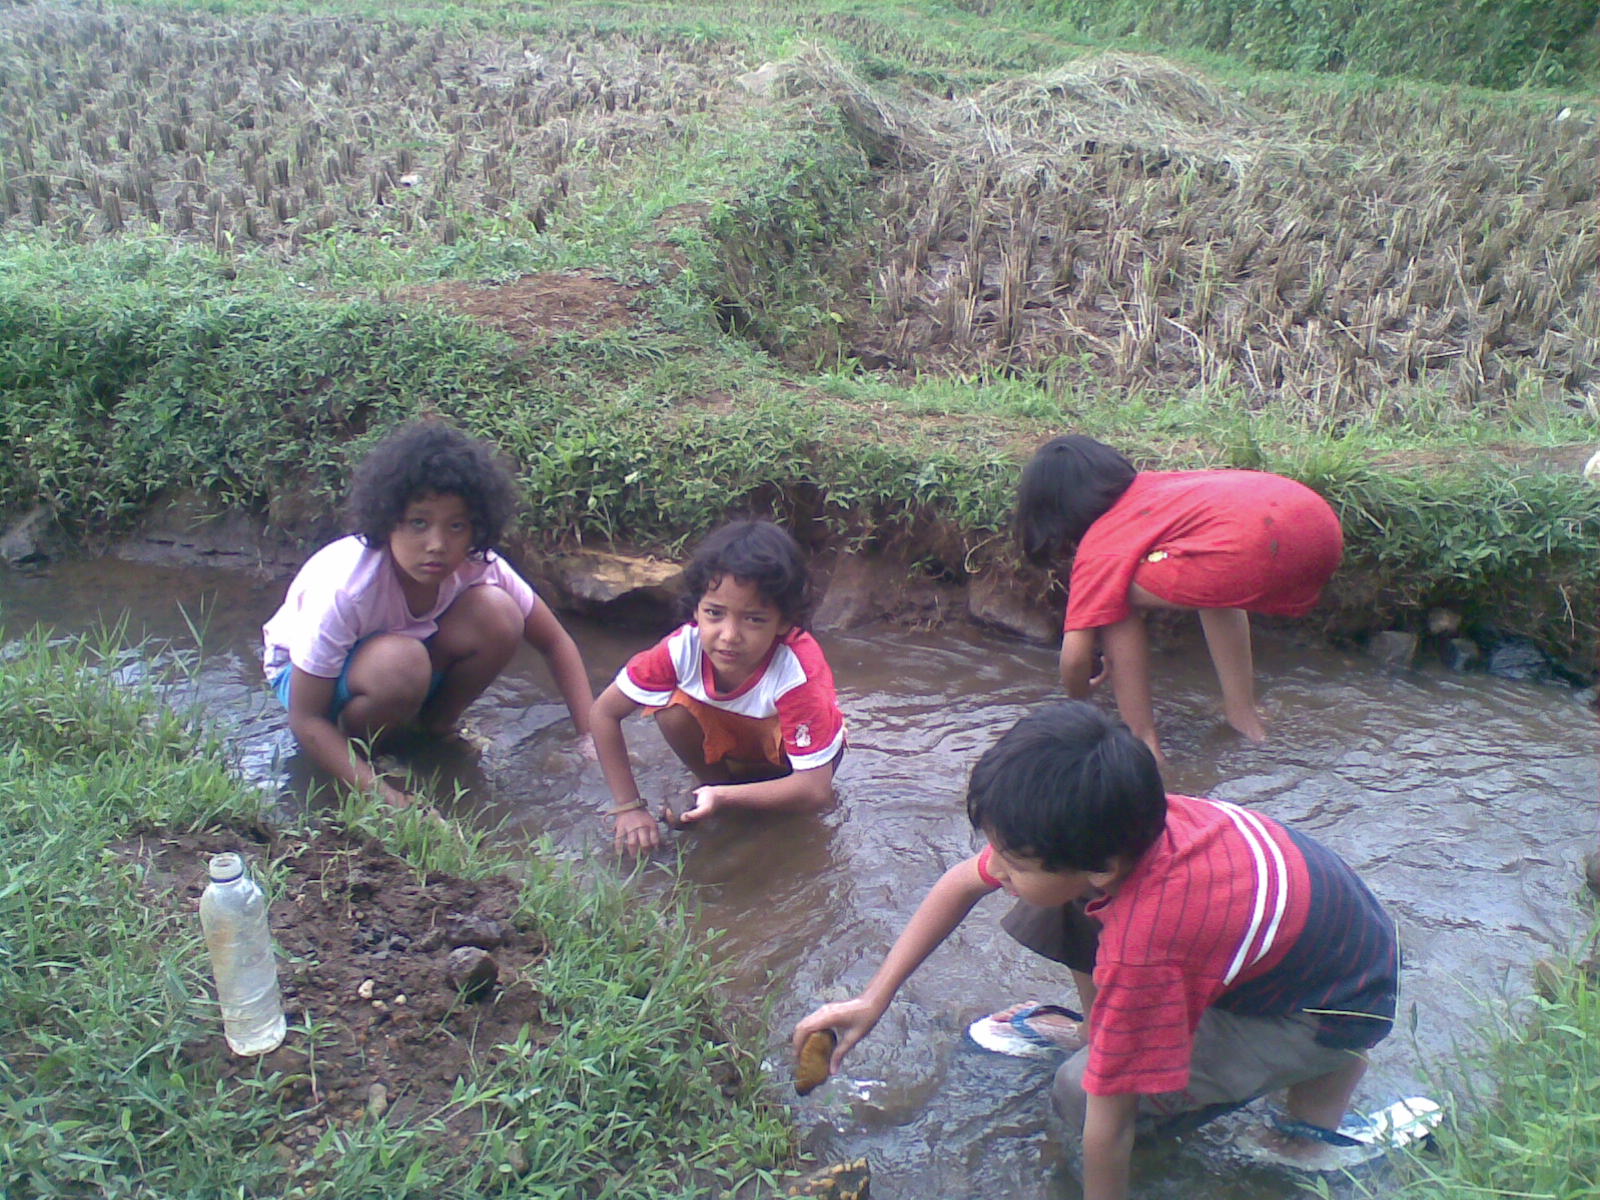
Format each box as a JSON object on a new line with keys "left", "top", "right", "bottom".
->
{"left": 0, "top": 0, "right": 1597, "bottom": 660}
{"left": 0, "top": 629, "right": 790, "bottom": 1198}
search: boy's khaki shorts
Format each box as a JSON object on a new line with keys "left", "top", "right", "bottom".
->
{"left": 1052, "top": 1007, "right": 1365, "bottom": 1131}
{"left": 1001, "top": 897, "right": 1366, "bottom": 1129}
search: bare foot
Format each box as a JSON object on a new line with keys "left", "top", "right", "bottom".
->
{"left": 1223, "top": 705, "right": 1269, "bottom": 743}
{"left": 1246, "top": 1127, "right": 1346, "bottom": 1168}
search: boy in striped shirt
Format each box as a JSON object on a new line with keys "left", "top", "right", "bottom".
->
{"left": 794, "top": 701, "right": 1397, "bottom": 1200}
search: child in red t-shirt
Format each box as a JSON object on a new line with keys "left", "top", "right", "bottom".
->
{"left": 590, "top": 520, "right": 846, "bottom": 855}
{"left": 1015, "top": 435, "right": 1343, "bottom": 764}
{"left": 794, "top": 702, "right": 1397, "bottom": 1200}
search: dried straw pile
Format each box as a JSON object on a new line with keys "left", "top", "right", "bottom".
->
{"left": 784, "top": 48, "right": 1599, "bottom": 419}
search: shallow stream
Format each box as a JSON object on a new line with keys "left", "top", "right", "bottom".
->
{"left": 2, "top": 558, "right": 1595, "bottom": 1200}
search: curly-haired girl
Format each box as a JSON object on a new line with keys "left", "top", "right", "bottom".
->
{"left": 262, "top": 421, "right": 593, "bottom": 805}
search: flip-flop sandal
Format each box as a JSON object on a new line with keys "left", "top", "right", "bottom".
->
{"left": 966, "top": 1001, "right": 1085, "bottom": 1058}
{"left": 1238, "top": 1098, "right": 1444, "bottom": 1169}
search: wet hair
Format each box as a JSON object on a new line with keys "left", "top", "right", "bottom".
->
{"left": 682, "top": 520, "right": 815, "bottom": 628}
{"left": 966, "top": 701, "right": 1166, "bottom": 874}
{"left": 1014, "top": 435, "right": 1138, "bottom": 566}
{"left": 346, "top": 421, "right": 518, "bottom": 557}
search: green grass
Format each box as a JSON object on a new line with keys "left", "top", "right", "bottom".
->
{"left": 0, "top": 627, "right": 791, "bottom": 1199}
{"left": 1308, "top": 949, "right": 1600, "bottom": 1199}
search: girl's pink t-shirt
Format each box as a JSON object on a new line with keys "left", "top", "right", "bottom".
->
{"left": 261, "top": 535, "right": 536, "bottom": 678}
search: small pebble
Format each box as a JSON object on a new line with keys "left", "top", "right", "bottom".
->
{"left": 447, "top": 946, "right": 499, "bottom": 1000}
{"left": 366, "top": 1082, "right": 389, "bottom": 1119}
{"left": 395, "top": 994, "right": 406, "bottom": 1006}
{"left": 357, "top": 979, "right": 375, "bottom": 999}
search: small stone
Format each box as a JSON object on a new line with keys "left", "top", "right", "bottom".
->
{"left": 1584, "top": 447, "right": 1600, "bottom": 482}
{"left": 371, "top": 999, "right": 387, "bottom": 1012}
{"left": 398, "top": 172, "right": 422, "bottom": 187}
{"left": 505, "top": 1142, "right": 529, "bottom": 1174}
{"left": 1366, "top": 630, "right": 1417, "bottom": 669}
{"left": 366, "top": 1082, "right": 389, "bottom": 1119}
{"left": 357, "top": 979, "right": 375, "bottom": 999}
{"left": 447, "top": 946, "right": 499, "bottom": 1000}
{"left": 1425, "top": 607, "right": 1461, "bottom": 636}
{"left": 395, "top": 994, "right": 407, "bottom": 1006}
{"left": 445, "top": 913, "right": 511, "bottom": 950}
{"left": 416, "top": 928, "right": 446, "bottom": 953}
{"left": 1441, "top": 637, "right": 1480, "bottom": 673}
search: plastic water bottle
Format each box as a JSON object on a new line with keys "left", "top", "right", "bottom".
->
{"left": 199, "top": 852, "right": 286, "bottom": 1056}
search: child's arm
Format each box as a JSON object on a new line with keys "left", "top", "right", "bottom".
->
{"left": 1081, "top": 1092, "right": 1139, "bottom": 1200}
{"left": 284, "top": 668, "right": 410, "bottom": 807}
{"left": 1059, "top": 628, "right": 1102, "bottom": 697}
{"left": 590, "top": 683, "right": 664, "bottom": 854}
{"left": 521, "top": 597, "right": 595, "bottom": 746}
{"left": 792, "top": 855, "right": 994, "bottom": 1077}
{"left": 675, "top": 761, "right": 834, "bottom": 823}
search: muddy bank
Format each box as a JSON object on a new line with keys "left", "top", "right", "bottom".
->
{"left": 125, "top": 824, "right": 549, "bottom": 1170}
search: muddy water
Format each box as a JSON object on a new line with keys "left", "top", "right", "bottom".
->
{"left": 3, "top": 559, "right": 1596, "bottom": 1200}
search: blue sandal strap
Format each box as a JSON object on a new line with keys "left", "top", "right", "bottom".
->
{"left": 1270, "top": 1114, "right": 1363, "bottom": 1148}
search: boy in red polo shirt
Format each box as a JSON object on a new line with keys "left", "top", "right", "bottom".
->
{"left": 794, "top": 702, "right": 1397, "bottom": 1199}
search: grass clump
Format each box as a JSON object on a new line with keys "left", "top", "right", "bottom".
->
{"left": 1308, "top": 953, "right": 1600, "bottom": 1198}
{"left": 0, "top": 628, "right": 791, "bottom": 1198}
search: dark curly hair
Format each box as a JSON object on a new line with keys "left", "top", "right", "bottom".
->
{"left": 967, "top": 701, "right": 1166, "bottom": 873}
{"left": 1014, "top": 435, "right": 1138, "bottom": 566}
{"left": 681, "top": 520, "right": 815, "bottom": 628}
{"left": 346, "top": 422, "right": 519, "bottom": 557}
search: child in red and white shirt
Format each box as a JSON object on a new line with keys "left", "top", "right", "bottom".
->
{"left": 795, "top": 702, "right": 1396, "bottom": 1200}
{"left": 1015, "top": 435, "right": 1344, "bottom": 765}
{"left": 590, "top": 520, "right": 846, "bottom": 855}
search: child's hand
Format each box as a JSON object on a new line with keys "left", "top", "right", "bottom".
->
{"left": 793, "top": 996, "right": 887, "bottom": 1076}
{"left": 1088, "top": 651, "right": 1108, "bottom": 689}
{"left": 612, "top": 806, "right": 661, "bottom": 855}
{"left": 574, "top": 732, "right": 599, "bottom": 762}
{"left": 677, "top": 785, "right": 720, "bottom": 824}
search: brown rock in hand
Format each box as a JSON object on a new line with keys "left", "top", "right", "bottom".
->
{"left": 446, "top": 946, "right": 499, "bottom": 1001}
{"left": 795, "top": 1028, "right": 837, "bottom": 1096}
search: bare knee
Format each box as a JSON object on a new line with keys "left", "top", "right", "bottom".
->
{"left": 342, "top": 635, "right": 432, "bottom": 733}
{"left": 432, "top": 585, "right": 523, "bottom": 661}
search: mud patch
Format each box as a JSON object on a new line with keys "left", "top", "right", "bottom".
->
{"left": 119, "top": 826, "right": 553, "bottom": 1160}
{"left": 399, "top": 272, "right": 643, "bottom": 346}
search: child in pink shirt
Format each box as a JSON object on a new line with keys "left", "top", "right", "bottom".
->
{"left": 263, "top": 421, "right": 594, "bottom": 805}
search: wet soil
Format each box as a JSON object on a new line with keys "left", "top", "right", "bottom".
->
{"left": 117, "top": 824, "right": 552, "bottom": 1160}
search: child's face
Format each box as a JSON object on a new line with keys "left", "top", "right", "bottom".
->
{"left": 694, "top": 574, "right": 791, "bottom": 691}
{"left": 984, "top": 840, "right": 1106, "bottom": 908}
{"left": 387, "top": 492, "right": 473, "bottom": 593}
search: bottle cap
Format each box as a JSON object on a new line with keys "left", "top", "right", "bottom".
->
{"left": 208, "top": 852, "right": 245, "bottom": 883}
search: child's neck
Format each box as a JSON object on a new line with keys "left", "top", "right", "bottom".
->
{"left": 393, "top": 564, "right": 441, "bottom": 614}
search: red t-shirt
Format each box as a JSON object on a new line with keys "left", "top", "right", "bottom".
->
{"left": 1063, "top": 471, "right": 1343, "bottom": 631}
{"left": 977, "top": 794, "right": 1397, "bottom": 1097}
{"left": 614, "top": 624, "right": 846, "bottom": 772}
